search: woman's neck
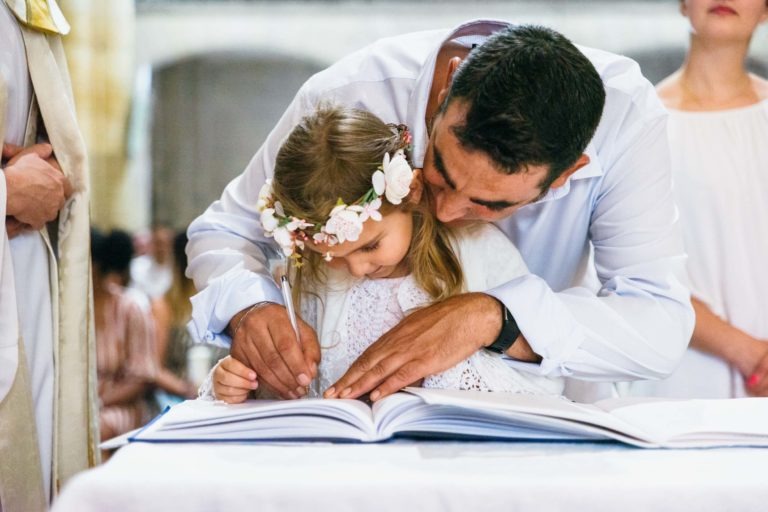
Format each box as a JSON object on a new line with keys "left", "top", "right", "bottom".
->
{"left": 662, "top": 35, "right": 762, "bottom": 111}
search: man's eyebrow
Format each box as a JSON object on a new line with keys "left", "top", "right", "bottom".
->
{"left": 470, "top": 197, "right": 518, "bottom": 211}
{"left": 435, "top": 138, "right": 519, "bottom": 211}
{"left": 433, "top": 144, "right": 456, "bottom": 190}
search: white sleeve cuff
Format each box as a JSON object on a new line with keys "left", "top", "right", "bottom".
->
{"left": 188, "top": 263, "right": 283, "bottom": 347}
{"left": 486, "top": 274, "right": 585, "bottom": 377}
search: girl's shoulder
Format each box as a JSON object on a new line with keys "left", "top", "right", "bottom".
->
{"left": 449, "top": 222, "right": 518, "bottom": 255}
{"left": 448, "top": 223, "right": 528, "bottom": 292}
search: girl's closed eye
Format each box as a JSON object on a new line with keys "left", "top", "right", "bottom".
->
{"left": 360, "top": 241, "right": 380, "bottom": 253}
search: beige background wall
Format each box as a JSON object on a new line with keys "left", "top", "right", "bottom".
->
{"left": 60, "top": 1, "right": 768, "bottom": 232}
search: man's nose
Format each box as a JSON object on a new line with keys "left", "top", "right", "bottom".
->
{"left": 435, "top": 191, "right": 467, "bottom": 223}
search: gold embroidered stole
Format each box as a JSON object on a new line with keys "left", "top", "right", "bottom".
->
{"left": 3, "top": 0, "right": 69, "bottom": 35}
{"left": 20, "top": 24, "right": 100, "bottom": 492}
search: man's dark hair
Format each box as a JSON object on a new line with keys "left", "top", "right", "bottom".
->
{"left": 444, "top": 25, "right": 606, "bottom": 190}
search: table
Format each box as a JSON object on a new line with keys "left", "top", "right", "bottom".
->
{"left": 51, "top": 440, "right": 768, "bottom": 512}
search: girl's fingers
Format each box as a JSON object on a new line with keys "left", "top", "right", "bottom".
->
{"left": 221, "top": 356, "right": 257, "bottom": 380}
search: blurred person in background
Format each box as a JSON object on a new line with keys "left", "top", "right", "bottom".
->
{"left": 631, "top": 0, "right": 768, "bottom": 398}
{"left": 0, "top": 1, "right": 96, "bottom": 509}
{"left": 92, "top": 229, "right": 156, "bottom": 444}
{"left": 130, "top": 223, "right": 173, "bottom": 300}
{"left": 150, "top": 230, "right": 211, "bottom": 410}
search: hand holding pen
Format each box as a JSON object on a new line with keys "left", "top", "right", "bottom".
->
{"left": 227, "top": 277, "right": 320, "bottom": 400}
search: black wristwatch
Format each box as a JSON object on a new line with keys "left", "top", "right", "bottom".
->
{"left": 485, "top": 301, "right": 520, "bottom": 354}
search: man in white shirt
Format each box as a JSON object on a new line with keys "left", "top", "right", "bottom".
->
{"left": 187, "top": 21, "right": 694, "bottom": 401}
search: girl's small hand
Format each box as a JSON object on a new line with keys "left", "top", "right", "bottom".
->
{"left": 213, "top": 356, "right": 259, "bottom": 404}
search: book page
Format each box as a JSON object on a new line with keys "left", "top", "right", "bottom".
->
{"left": 593, "top": 397, "right": 768, "bottom": 446}
{"left": 391, "top": 388, "right": 653, "bottom": 444}
{"left": 133, "top": 398, "right": 379, "bottom": 442}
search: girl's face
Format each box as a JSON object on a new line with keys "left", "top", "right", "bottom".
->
{"left": 682, "top": 0, "right": 768, "bottom": 41}
{"left": 307, "top": 209, "right": 414, "bottom": 279}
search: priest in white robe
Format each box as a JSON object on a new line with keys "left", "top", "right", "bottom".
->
{"left": 0, "top": 1, "right": 97, "bottom": 510}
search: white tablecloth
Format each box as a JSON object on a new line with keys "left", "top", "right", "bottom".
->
{"left": 52, "top": 441, "right": 768, "bottom": 512}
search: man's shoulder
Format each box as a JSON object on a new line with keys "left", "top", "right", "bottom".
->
{"left": 301, "top": 28, "right": 448, "bottom": 95}
{"left": 578, "top": 45, "right": 662, "bottom": 108}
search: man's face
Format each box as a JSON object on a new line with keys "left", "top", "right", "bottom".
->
{"left": 422, "top": 100, "right": 550, "bottom": 224}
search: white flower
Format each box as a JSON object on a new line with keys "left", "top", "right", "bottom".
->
{"left": 272, "top": 227, "right": 294, "bottom": 256}
{"left": 260, "top": 208, "right": 279, "bottom": 233}
{"left": 323, "top": 207, "right": 364, "bottom": 243}
{"left": 382, "top": 151, "right": 413, "bottom": 205}
{"left": 359, "top": 197, "right": 382, "bottom": 222}
{"left": 256, "top": 179, "right": 273, "bottom": 212}
{"left": 274, "top": 201, "right": 286, "bottom": 217}
{"left": 372, "top": 170, "right": 386, "bottom": 196}
{"left": 286, "top": 217, "right": 313, "bottom": 232}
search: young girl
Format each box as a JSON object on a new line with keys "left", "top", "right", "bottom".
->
{"left": 202, "top": 105, "right": 563, "bottom": 402}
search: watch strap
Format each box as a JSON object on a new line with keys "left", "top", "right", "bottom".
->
{"left": 486, "top": 301, "right": 520, "bottom": 354}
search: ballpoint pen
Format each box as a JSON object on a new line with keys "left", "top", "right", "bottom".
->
{"left": 280, "top": 273, "right": 301, "bottom": 345}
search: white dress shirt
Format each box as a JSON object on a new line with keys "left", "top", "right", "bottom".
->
{"left": 186, "top": 19, "right": 694, "bottom": 382}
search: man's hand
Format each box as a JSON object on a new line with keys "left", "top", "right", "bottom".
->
{"left": 3, "top": 143, "right": 72, "bottom": 231}
{"left": 325, "top": 293, "right": 514, "bottom": 402}
{"left": 229, "top": 303, "right": 320, "bottom": 399}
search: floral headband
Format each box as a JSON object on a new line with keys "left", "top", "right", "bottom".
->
{"left": 258, "top": 134, "right": 414, "bottom": 264}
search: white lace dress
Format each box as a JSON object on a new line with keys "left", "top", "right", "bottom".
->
{"left": 201, "top": 223, "right": 564, "bottom": 399}
{"left": 312, "top": 274, "right": 562, "bottom": 397}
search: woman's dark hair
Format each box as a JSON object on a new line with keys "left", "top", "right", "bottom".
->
{"left": 444, "top": 24, "right": 606, "bottom": 191}
{"left": 91, "top": 228, "right": 134, "bottom": 285}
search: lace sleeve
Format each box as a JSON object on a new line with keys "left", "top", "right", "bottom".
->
{"left": 197, "top": 360, "right": 220, "bottom": 401}
{"left": 424, "top": 351, "right": 563, "bottom": 395}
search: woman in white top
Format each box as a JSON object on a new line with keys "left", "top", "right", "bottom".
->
{"left": 202, "top": 105, "right": 563, "bottom": 402}
{"left": 632, "top": 0, "right": 768, "bottom": 398}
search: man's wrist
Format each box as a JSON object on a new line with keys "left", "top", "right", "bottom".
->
{"left": 484, "top": 298, "right": 520, "bottom": 354}
{"left": 226, "top": 301, "right": 275, "bottom": 338}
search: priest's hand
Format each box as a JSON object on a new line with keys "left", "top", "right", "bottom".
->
{"left": 5, "top": 217, "right": 30, "bottom": 239}
{"left": 228, "top": 303, "right": 320, "bottom": 400}
{"left": 2, "top": 143, "right": 72, "bottom": 231}
{"left": 326, "top": 292, "right": 531, "bottom": 401}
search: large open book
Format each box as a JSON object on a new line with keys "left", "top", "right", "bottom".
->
{"left": 130, "top": 388, "right": 768, "bottom": 448}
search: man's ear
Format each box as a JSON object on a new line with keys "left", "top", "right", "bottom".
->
{"left": 407, "top": 169, "right": 424, "bottom": 205}
{"left": 436, "top": 56, "right": 463, "bottom": 107}
{"left": 549, "top": 154, "right": 591, "bottom": 189}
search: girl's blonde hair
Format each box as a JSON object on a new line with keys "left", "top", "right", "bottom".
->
{"left": 271, "top": 105, "right": 463, "bottom": 302}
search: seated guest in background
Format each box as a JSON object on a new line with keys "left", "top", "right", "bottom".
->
{"left": 151, "top": 230, "right": 215, "bottom": 410}
{"left": 130, "top": 223, "right": 174, "bottom": 300}
{"left": 630, "top": 0, "right": 768, "bottom": 398}
{"left": 92, "top": 229, "right": 157, "bottom": 442}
